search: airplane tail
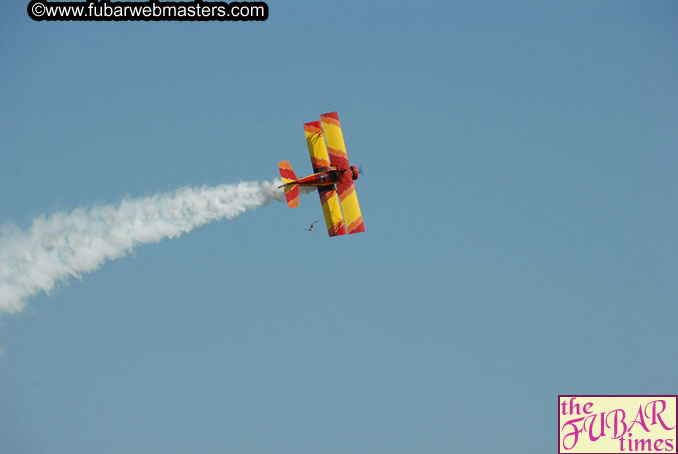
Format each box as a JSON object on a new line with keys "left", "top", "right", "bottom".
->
{"left": 278, "top": 161, "right": 299, "bottom": 208}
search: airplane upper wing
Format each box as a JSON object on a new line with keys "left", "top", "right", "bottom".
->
{"left": 304, "top": 120, "right": 346, "bottom": 236}
{"left": 321, "top": 112, "right": 365, "bottom": 234}
{"left": 334, "top": 179, "right": 364, "bottom": 234}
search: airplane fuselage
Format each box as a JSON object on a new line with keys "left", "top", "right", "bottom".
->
{"left": 281, "top": 166, "right": 359, "bottom": 188}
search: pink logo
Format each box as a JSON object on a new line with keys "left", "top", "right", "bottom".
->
{"left": 559, "top": 395, "right": 677, "bottom": 453}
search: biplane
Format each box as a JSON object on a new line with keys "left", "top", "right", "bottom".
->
{"left": 278, "top": 111, "right": 365, "bottom": 237}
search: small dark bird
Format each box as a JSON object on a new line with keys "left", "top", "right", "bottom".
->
{"left": 305, "top": 221, "right": 319, "bottom": 231}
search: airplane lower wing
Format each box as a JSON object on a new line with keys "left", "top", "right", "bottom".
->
{"left": 304, "top": 121, "right": 331, "bottom": 173}
{"left": 318, "top": 186, "right": 346, "bottom": 237}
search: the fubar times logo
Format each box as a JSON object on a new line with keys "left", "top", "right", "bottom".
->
{"left": 559, "top": 395, "right": 677, "bottom": 453}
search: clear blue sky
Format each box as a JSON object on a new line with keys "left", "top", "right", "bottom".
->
{"left": 1, "top": 1, "right": 677, "bottom": 452}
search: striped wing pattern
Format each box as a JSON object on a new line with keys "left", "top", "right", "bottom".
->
{"left": 304, "top": 121, "right": 331, "bottom": 173}
{"left": 318, "top": 186, "right": 347, "bottom": 237}
{"left": 320, "top": 112, "right": 365, "bottom": 234}
{"left": 335, "top": 180, "right": 365, "bottom": 234}
{"left": 320, "top": 112, "right": 350, "bottom": 170}
{"left": 303, "top": 121, "right": 346, "bottom": 236}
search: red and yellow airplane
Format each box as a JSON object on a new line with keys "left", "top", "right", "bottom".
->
{"left": 278, "top": 111, "right": 365, "bottom": 237}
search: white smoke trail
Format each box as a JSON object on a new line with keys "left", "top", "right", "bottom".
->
{"left": 0, "top": 180, "right": 289, "bottom": 314}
